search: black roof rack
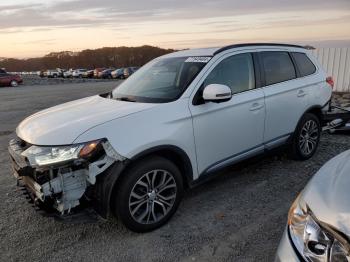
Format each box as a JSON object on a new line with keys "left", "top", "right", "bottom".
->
{"left": 214, "top": 43, "right": 305, "bottom": 55}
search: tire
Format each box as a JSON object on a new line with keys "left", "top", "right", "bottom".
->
{"left": 113, "top": 156, "right": 183, "bottom": 232}
{"left": 290, "top": 113, "right": 321, "bottom": 160}
{"left": 10, "top": 80, "right": 18, "bottom": 87}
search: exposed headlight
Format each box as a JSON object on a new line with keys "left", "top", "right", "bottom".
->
{"left": 288, "top": 194, "right": 350, "bottom": 261}
{"left": 22, "top": 140, "right": 102, "bottom": 167}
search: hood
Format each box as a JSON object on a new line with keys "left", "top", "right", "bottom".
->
{"left": 303, "top": 149, "right": 350, "bottom": 237}
{"left": 16, "top": 95, "right": 156, "bottom": 145}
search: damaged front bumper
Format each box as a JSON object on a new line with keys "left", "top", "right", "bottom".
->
{"left": 8, "top": 138, "right": 124, "bottom": 218}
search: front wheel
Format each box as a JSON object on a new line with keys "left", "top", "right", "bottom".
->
{"left": 10, "top": 80, "right": 18, "bottom": 87}
{"left": 291, "top": 113, "right": 321, "bottom": 160}
{"left": 114, "top": 156, "right": 183, "bottom": 232}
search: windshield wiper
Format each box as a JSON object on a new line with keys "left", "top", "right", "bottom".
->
{"left": 116, "top": 96, "right": 137, "bottom": 102}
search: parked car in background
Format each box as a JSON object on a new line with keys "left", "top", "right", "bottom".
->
{"left": 276, "top": 149, "right": 350, "bottom": 261}
{"left": 45, "top": 69, "right": 64, "bottom": 78}
{"left": 93, "top": 68, "right": 106, "bottom": 78}
{"left": 111, "top": 68, "right": 125, "bottom": 79}
{"left": 9, "top": 43, "right": 332, "bottom": 232}
{"left": 63, "top": 69, "right": 73, "bottom": 78}
{"left": 37, "top": 70, "right": 45, "bottom": 78}
{"left": 98, "top": 69, "right": 114, "bottom": 79}
{"left": 123, "top": 67, "right": 139, "bottom": 78}
{"left": 72, "top": 69, "right": 87, "bottom": 78}
{"left": 0, "top": 69, "right": 23, "bottom": 87}
{"left": 82, "top": 70, "right": 94, "bottom": 78}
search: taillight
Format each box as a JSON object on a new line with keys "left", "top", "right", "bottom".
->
{"left": 326, "top": 76, "right": 334, "bottom": 89}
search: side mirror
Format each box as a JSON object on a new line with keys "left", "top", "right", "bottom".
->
{"left": 203, "top": 84, "right": 232, "bottom": 103}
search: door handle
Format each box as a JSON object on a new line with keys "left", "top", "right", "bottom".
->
{"left": 250, "top": 103, "right": 264, "bottom": 111}
{"left": 297, "top": 90, "right": 306, "bottom": 97}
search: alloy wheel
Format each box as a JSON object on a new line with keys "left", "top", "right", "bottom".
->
{"left": 299, "top": 120, "right": 319, "bottom": 156}
{"left": 129, "top": 169, "right": 177, "bottom": 225}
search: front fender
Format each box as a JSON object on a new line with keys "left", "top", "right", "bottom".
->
{"left": 94, "top": 160, "right": 129, "bottom": 218}
{"left": 74, "top": 99, "right": 199, "bottom": 179}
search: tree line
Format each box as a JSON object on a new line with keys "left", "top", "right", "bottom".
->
{"left": 0, "top": 45, "right": 175, "bottom": 72}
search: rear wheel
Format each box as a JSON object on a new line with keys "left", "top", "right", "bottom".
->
{"left": 291, "top": 113, "right": 321, "bottom": 160}
{"left": 10, "top": 80, "right": 18, "bottom": 87}
{"left": 114, "top": 156, "right": 183, "bottom": 232}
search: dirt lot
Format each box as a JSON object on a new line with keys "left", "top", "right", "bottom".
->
{"left": 0, "top": 83, "right": 349, "bottom": 262}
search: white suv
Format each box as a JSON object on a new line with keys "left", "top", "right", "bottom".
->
{"left": 72, "top": 69, "right": 87, "bottom": 78}
{"left": 9, "top": 43, "right": 332, "bottom": 232}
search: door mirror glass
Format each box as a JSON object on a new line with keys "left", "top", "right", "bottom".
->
{"left": 203, "top": 84, "right": 232, "bottom": 102}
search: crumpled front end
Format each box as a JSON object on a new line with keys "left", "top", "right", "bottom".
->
{"left": 8, "top": 137, "right": 124, "bottom": 217}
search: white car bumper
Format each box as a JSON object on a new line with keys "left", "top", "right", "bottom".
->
{"left": 275, "top": 227, "right": 301, "bottom": 262}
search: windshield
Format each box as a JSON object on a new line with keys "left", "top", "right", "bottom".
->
{"left": 112, "top": 56, "right": 210, "bottom": 103}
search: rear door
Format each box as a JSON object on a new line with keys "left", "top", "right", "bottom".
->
{"left": 259, "top": 51, "right": 308, "bottom": 146}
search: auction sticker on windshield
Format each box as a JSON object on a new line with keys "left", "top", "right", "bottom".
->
{"left": 185, "top": 57, "right": 211, "bottom": 63}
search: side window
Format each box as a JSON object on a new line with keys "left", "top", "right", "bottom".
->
{"left": 261, "top": 51, "right": 296, "bottom": 86}
{"left": 291, "top": 52, "right": 316, "bottom": 77}
{"left": 203, "top": 53, "right": 255, "bottom": 94}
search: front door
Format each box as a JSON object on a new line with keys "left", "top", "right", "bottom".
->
{"left": 189, "top": 52, "right": 266, "bottom": 175}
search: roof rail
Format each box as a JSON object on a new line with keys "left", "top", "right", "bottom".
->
{"left": 213, "top": 43, "right": 305, "bottom": 55}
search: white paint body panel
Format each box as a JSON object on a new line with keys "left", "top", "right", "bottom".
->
{"left": 74, "top": 98, "right": 200, "bottom": 179}
{"left": 16, "top": 95, "right": 157, "bottom": 145}
{"left": 190, "top": 88, "right": 265, "bottom": 174}
{"left": 262, "top": 78, "right": 309, "bottom": 142}
{"left": 262, "top": 50, "right": 331, "bottom": 142}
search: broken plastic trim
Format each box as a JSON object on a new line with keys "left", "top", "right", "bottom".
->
{"left": 18, "top": 140, "right": 127, "bottom": 215}
{"left": 87, "top": 141, "right": 126, "bottom": 184}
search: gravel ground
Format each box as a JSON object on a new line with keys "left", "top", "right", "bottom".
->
{"left": 0, "top": 83, "right": 349, "bottom": 262}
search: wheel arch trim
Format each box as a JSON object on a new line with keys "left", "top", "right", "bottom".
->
{"left": 129, "top": 145, "right": 194, "bottom": 187}
{"left": 95, "top": 145, "right": 194, "bottom": 218}
{"left": 300, "top": 105, "right": 324, "bottom": 127}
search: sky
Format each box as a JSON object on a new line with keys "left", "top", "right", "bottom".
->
{"left": 1, "top": 0, "right": 350, "bottom": 58}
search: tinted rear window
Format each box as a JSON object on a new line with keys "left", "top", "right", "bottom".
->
{"left": 291, "top": 52, "right": 316, "bottom": 77}
{"left": 261, "top": 51, "right": 296, "bottom": 86}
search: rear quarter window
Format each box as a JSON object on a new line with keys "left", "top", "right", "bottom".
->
{"left": 261, "top": 51, "right": 296, "bottom": 86}
{"left": 291, "top": 52, "right": 316, "bottom": 77}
